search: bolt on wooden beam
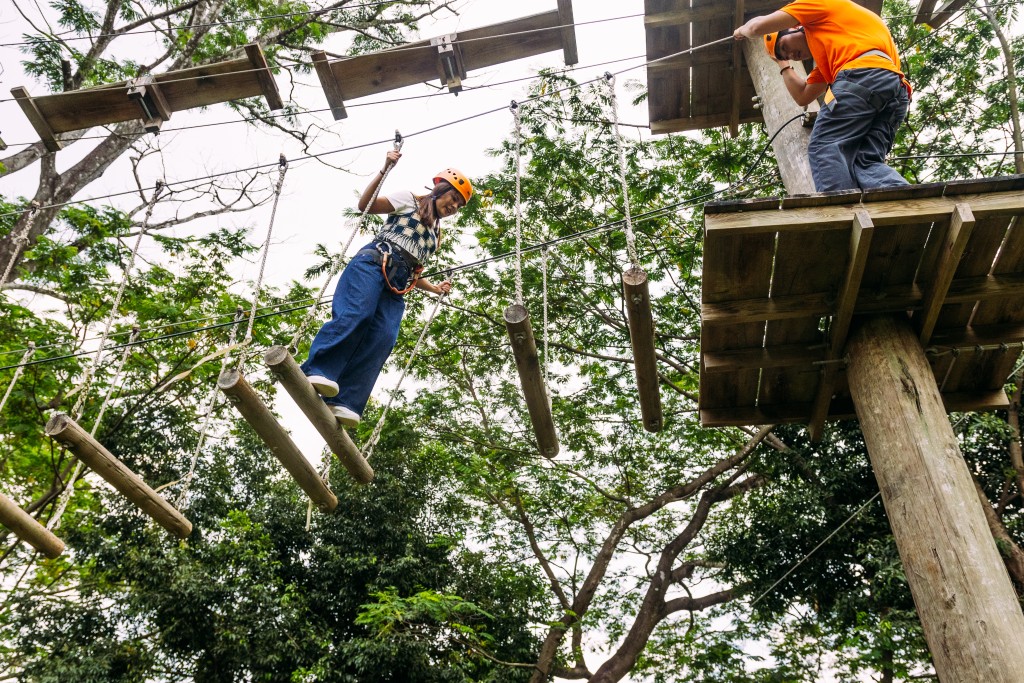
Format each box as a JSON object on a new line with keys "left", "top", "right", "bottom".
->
{"left": 45, "top": 414, "right": 193, "bottom": 538}
{"left": 264, "top": 346, "right": 374, "bottom": 485}
{"left": 504, "top": 304, "right": 559, "bottom": 458}
{"left": 219, "top": 369, "right": 338, "bottom": 512}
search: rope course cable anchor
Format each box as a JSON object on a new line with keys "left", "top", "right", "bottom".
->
{"left": 606, "top": 72, "right": 663, "bottom": 433}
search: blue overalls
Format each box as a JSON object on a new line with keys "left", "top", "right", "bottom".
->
{"left": 301, "top": 207, "right": 439, "bottom": 416}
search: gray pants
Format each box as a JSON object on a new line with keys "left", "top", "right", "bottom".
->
{"left": 807, "top": 68, "right": 910, "bottom": 192}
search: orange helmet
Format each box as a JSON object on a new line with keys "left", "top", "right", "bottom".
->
{"left": 433, "top": 168, "right": 473, "bottom": 203}
{"left": 764, "top": 27, "right": 804, "bottom": 60}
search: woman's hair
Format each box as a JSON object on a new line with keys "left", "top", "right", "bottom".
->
{"left": 414, "top": 180, "right": 459, "bottom": 228}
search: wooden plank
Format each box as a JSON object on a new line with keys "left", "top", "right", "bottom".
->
{"left": 926, "top": 0, "right": 972, "bottom": 28}
{"left": 312, "top": 50, "right": 347, "bottom": 120}
{"left": 556, "top": 0, "right": 578, "bottom": 66}
{"left": 729, "top": 0, "right": 745, "bottom": 137}
{"left": 645, "top": 0, "right": 691, "bottom": 125}
{"left": 330, "top": 11, "right": 564, "bottom": 102}
{"left": 245, "top": 43, "right": 284, "bottom": 110}
{"left": 702, "top": 281, "right": 926, "bottom": 324}
{"left": 650, "top": 109, "right": 762, "bottom": 135}
{"left": 918, "top": 203, "right": 976, "bottom": 344}
{"left": 703, "top": 191, "right": 1024, "bottom": 235}
{"left": 933, "top": 213, "right": 1014, "bottom": 332}
{"left": 689, "top": 0, "right": 714, "bottom": 124}
{"left": 915, "top": 0, "right": 939, "bottom": 24}
{"left": 703, "top": 343, "right": 826, "bottom": 373}
{"left": 10, "top": 86, "right": 61, "bottom": 151}
{"left": 645, "top": 0, "right": 778, "bottom": 27}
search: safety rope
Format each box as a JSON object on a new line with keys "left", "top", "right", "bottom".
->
{"left": 0, "top": 202, "right": 40, "bottom": 290}
{"left": 511, "top": 102, "right": 526, "bottom": 307}
{"left": 606, "top": 74, "right": 640, "bottom": 269}
{"left": 362, "top": 291, "right": 447, "bottom": 461}
{"left": 237, "top": 155, "right": 288, "bottom": 366}
{"left": 306, "top": 445, "right": 332, "bottom": 531}
{"left": 541, "top": 246, "right": 550, "bottom": 391}
{"left": 176, "top": 307, "right": 246, "bottom": 507}
{"left": 0, "top": 343, "right": 35, "bottom": 416}
{"left": 290, "top": 131, "right": 404, "bottom": 351}
{"left": 48, "top": 325, "right": 141, "bottom": 531}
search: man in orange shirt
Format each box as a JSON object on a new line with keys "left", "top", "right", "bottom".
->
{"left": 734, "top": 0, "right": 911, "bottom": 192}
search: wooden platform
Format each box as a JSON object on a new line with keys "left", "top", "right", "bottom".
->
{"left": 915, "top": 0, "right": 971, "bottom": 28}
{"left": 313, "top": 2, "right": 577, "bottom": 120}
{"left": 12, "top": 44, "right": 283, "bottom": 151}
{"left": 699, "top": 175, "right": 1024, "bottom": 430}
{"left": 643, "top": 0, "right": 882, "bottom": 135}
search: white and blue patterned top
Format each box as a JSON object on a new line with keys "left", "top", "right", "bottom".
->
{"left": 375, "top": 191, "right": 440, "bottom": 265}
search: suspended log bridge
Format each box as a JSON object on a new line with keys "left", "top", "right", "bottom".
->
{"left": 0, "top": 491, "right": 65, "bottom": 558}
{"left": 218, "top": 370, "right": 338, "bottom": 512}
{"left": 699, "top": 175, "right": 1024, "bottom": 682}
{"left": 622, "top": 267, "right": 663, "bottom": 432}
{"left": 12, "top": 44, "right": 283, "bottom": 151}
{"left": 45, "top": 414, "right": 192, "bottom": 538}
{"left": 264, "top": 346, "right": 374, "bottom": 485}
{"left": 504, "top": 304, "right": 559, "bottom": 458}
{"left": 312, "top": 1, "right": 578, "bottom": 119}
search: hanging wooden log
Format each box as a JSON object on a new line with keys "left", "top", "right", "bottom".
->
{"left": 218, "top": 369, "right": 339, "bottom": 512}
{"left": 622, "top": 267, "right": 663, "bottom": 433}
{"left": 504, "top": 304, "right": 559, "bottom": 458}
{"left": 0, "top": 491, "right": 65, "bottom": 558}
{"left": 264, "top": 346, "right": 374, "bottom": 485}
{"left": 45, "top": 414, "right": 193, "bottom": 538}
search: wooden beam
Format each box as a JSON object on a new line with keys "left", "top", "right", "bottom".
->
{"left": 312, "top": 51, "right": 347, "bottom": 120}
{"left": 702, "top": 282, "right": 925, "bottom": 325}
{"left": 944, "top": 273, "right": 1024, "bottom": 304}
{"left": 930, "top": 323, "right": 1024, "bottom": 347}
{"left": 847, "top": 315, "right": 1024, "bottom": 680}
{"left": 504, "top": 304, "right": 559, "bottom": 457}
{"left": 925, "top": 0, "right": 972, "bottom": 28}
{"left": 10, "top": 86, "right": 61, "bottom": 151}
{"left": 703, "top": 343, "right": 826, "bottom": 374}
{"left": 915, "top": 0, "right": 938, "bottom": 24}
{"left": 218, "top": 370, "right": 338, "bottom": 512}
{"left": 127, "top": 75, "right": 172, "bottom": 121}
{"left": 45, "top": 414, "right": 193, "bottom": 538}
{"left": 729, "top": 0, "right": 745, "bottom": 138}
{"left": 622, "top": 268, "right": 663, "bottom": 432}
{"left": 556, "top": 0, "right": 578, "bottom": 65}
{"left": 918, "top": 203, "right": 975, "bottom": 344}
{"left": 644, "top": 0, "right": 779, "bottom": 28}
{"left": 245, "top": 43, "right": 284, "bottom": 110}
{"left": 808, "top": 209, "right": 874, "bottom": 441}
{"left": 0, "top": 491, "right": 65, "bottom": 558}
{"left": 704, "top": 190, "right": 1024, "bottom": 235}
{"left": 649, "top": 110, "right": 762, "bottom": 135}
{"left": 264, "top": 346, "right": 373, "bottom": 485}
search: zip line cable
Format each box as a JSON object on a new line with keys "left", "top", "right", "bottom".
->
{"left": 0, "top": 111, "right": 806, "bottom": 375}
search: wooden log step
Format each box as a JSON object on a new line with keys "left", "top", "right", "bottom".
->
{"left": 623, "top": 268, "right": 663, "bottom": 432}
{"left": 0, "top": 491, "right": 65, "bottom": 558}
{"left": 218, "top": 369, "right": 339, "bottom": 512}
{"left": 45, "top": 414, "right": 193, "bottom": 538}
{"left": 504, "top": 304, "right": 559, "bottom": 458}
{"left": 264, "top": 346, "right": 374, "bottom": 485}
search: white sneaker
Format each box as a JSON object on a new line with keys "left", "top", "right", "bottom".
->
{"left": 331, "top": 405, "right": 361, "bottom": 427}
{"left": 307, "top": 375, "right": 339, "bottom": 398}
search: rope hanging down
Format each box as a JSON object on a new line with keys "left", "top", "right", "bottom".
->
{"left": 0, "top": 202, "right": 40, "bottom": 289}
{"left": 606, "top": 73, "right": 640, "bottom": 269}
{"left": 290, "top": 130, "right": 405, "bottom": 351}
{"left": 511, "top": 102, "right": 526, "bottom": 307}
{"left": 361, "top": 291, "right": 448, "bottom": 461}
{"left": 0, "top": 343, "right": 35, "bottom": 416}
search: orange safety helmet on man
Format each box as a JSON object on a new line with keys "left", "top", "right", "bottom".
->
{"left": 433, "top": 168, "right": 473, "bottom": 204}
{"left": 764, "top": 27, "right": 804, "bottom": 59}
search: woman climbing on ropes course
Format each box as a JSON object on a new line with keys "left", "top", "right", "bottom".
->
{"left": 301, "top": 150, "right": 472, "bottom": 426}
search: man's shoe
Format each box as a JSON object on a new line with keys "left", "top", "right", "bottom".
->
{"left": 331, "top": 405, "right": 361, "bottom": 427}
{"left": 307, "top": 375, "right": 339, "bottom": 398}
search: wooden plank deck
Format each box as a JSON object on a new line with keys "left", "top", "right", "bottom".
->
{"left": 700, "top": 175, "right": 1024, "bottom": 428}
{"left": 644, "top": 0, "right": 883, "bottom": 135}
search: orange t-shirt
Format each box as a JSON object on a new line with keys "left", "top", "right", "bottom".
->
{"left": 780, "top": 0, "right": 904, "bottom": 85}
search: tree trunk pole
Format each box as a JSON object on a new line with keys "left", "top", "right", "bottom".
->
{"left": 741, "top": 40, "right": 817, "bottom": 194}
{"left": 847, "top": 315, "right": 1024, "bottom": 681}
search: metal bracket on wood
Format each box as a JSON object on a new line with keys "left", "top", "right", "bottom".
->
{"left": 431, "top": 33, "right": 467, "bottom": 94}
{"left": 127, "top": 75, "right": 171, "bottom": 134}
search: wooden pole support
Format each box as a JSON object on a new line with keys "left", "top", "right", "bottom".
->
{"left": 0, "top": 491, "right": 65, "bottom": 558}
{"left": 311, "top": 51, "right": 347, "bottom": 120}
{"left": 622, "top": 268, "right": 664, "bottom": 432}
{"left": 10, "top": 86, "right": 61, "bottom": 152}
{"left": 847, "top": 315, "right": 1024, "bottom": 681}
{"left": 44, "top": 414, "right": 193, "bottom": 539}
{"left": 218, "top": 369, "right": 339, "bottom": 512}
{"left": 264, "top": 346, "right": 374, "bottom": 485}
{"left": 556, "top": 0, "right": 579, "bottom": 65}
{"left": 504, "top": 304, "right": 559, "bottom": 458}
